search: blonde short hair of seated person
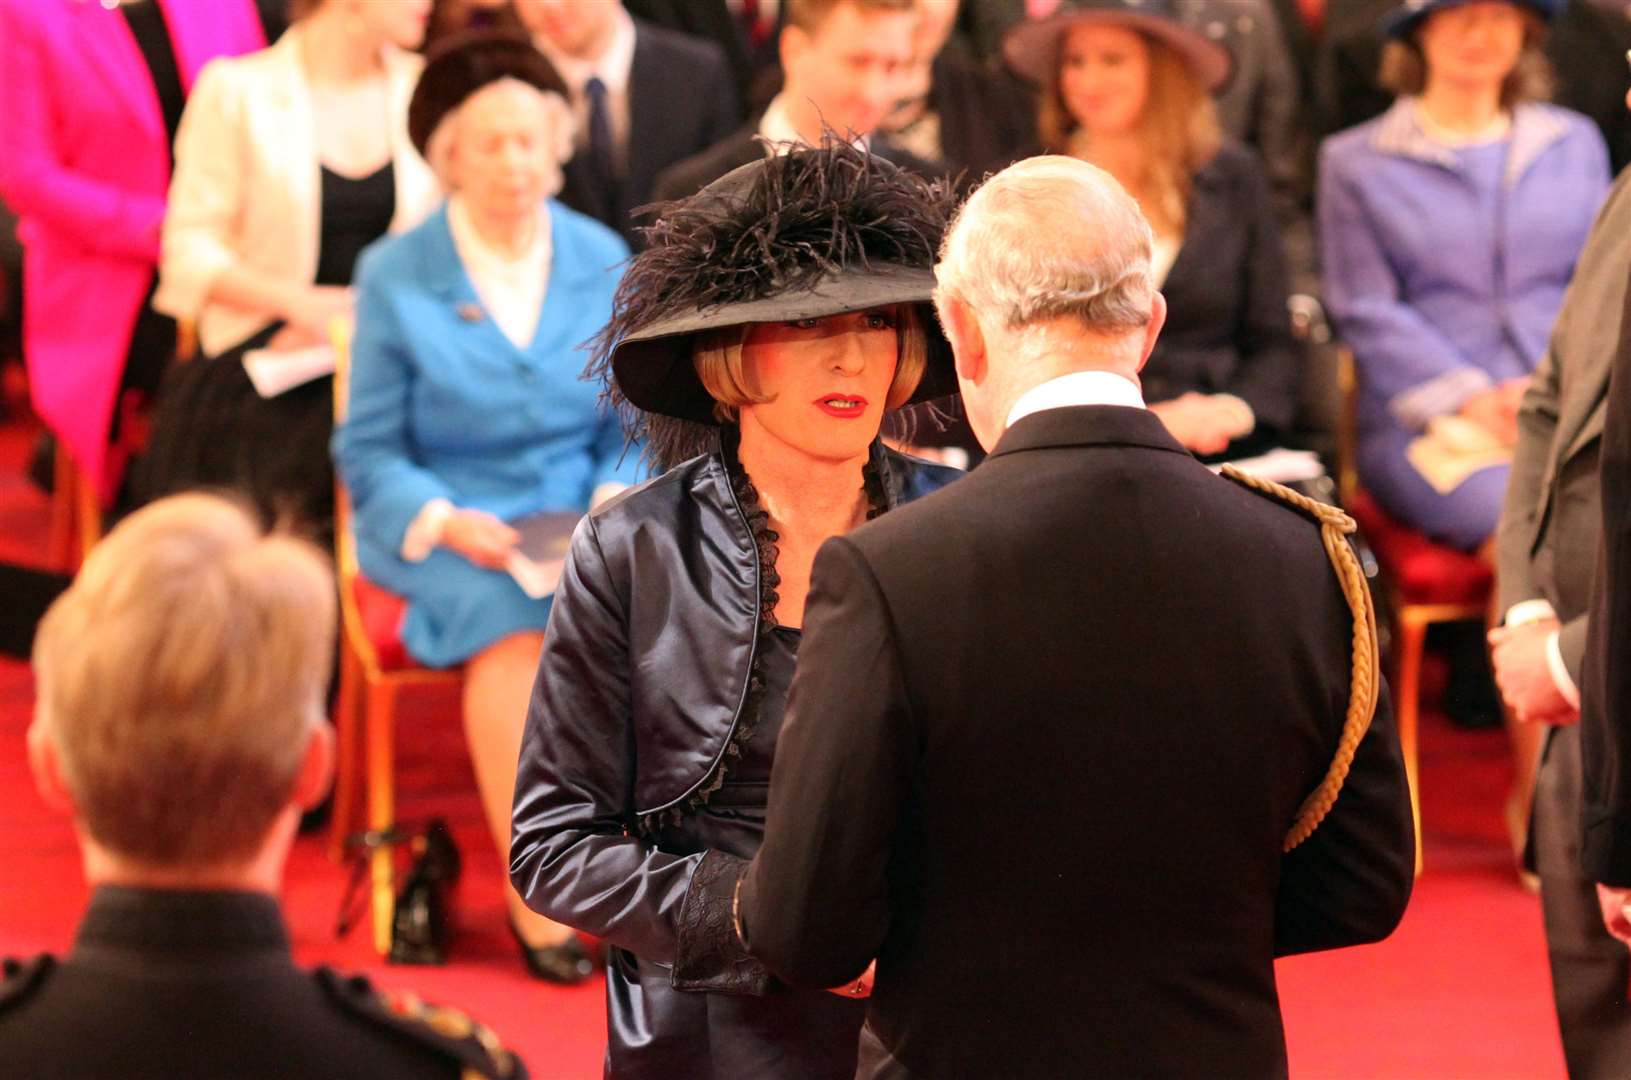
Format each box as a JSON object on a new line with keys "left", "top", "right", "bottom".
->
{"left": 693, "top": 304, "right": 930, "bottom": 423}
{"left": 30, "top": 493, "right": 335, "bottom": 869}
{"left": 933, "top": 155, "right": 1155, "bottom": 338}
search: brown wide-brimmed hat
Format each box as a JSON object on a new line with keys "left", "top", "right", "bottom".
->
{"left": 1003, "top": 0, "right": 1234, "bottom": 93}
{"left": 407, "top": 30, "right": 571, "bottom": 157}
{"left": 594, "top": 143, "right": 961, "bottom": 434}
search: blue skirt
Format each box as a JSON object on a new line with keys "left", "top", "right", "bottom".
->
{"left": 1358, "top": 427, "right": 1509, "bottom": 552}
{"left": 358, "top": 537, "right": 553, "bottom": 668}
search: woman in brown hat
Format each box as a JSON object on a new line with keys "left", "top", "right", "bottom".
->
{"left": 508, "top": 142, "right": 962, "bottom": 1078}
{"left": 1006, "top": 0, "right": 1301, "bottom": 463}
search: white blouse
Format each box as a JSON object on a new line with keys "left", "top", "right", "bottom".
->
{"left": 447, "top": 195, "right": 552, "bottom": 351}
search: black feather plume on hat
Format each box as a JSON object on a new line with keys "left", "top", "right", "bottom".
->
{"left": 586, "top": 139, "right": 960, "bottom": 470}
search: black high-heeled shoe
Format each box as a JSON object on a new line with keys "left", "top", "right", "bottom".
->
{"left": 508, "top": 921, "right": 595, "bottom": 984}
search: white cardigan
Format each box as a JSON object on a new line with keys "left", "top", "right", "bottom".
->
{"left": 154, "top": 26, "right": 439, "bottom": 356}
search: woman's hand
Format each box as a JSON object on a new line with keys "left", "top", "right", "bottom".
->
{"left": 1458, "top": 379, "right": 1526, "bottom": 448}
{"left": 440, "top": 509, "right": 521, "bottom": 570}
{"left": 279, "top": 284, "right": 354, "bottom": 342}
{"left": 1148, "top": 393, "right": 1248, "bottom": 456}
{"left": 826, "top": 961, "right": 875, "bottom": 999}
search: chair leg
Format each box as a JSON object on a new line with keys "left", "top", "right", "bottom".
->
{"left": 328, "top": 644, "right": 364, "bottom": 863}
{"left": 366, "top": 679, "right": 398, "bottom": 957}
{"left": 75, "top": 469, "right": 103, "bottom": 554}
{"left": 1394, "top": 611, "right": 1428, "bottom": 877}
{"left": 48, "top": 447, "right": 77, "bottom": 571}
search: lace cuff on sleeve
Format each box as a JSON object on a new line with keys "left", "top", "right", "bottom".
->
{"left": 671, "top": 849, "right": 770, "bottom": 996}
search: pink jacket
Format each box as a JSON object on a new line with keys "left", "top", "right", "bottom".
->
{"left": 0, "top": 0, "right": 267, "bottom": 503}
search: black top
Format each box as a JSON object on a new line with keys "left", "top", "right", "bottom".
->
{"left": 121, "top": 0, "right": 186, "bottom": 149}
{"left": 315, "top": 163, "right": 396, "bottom": 286}
{"left": 736, "top": 405, "right": 1416, "bottom": 1079}
{"left": 0, "top": 886, "right": 524, "bottom": 1078}
{"left": 1144, "top": 141, "right": 1300, "bottom": 452}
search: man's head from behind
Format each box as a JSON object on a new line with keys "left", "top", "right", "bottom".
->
{"left": 781, "top": 0, "right": 918, "bottom": 141}
{"left": 29, "top": 494, "right": 335, "bottom": 884}
{"left": 932, "top": 155, "right": 1167, "bottom": 450}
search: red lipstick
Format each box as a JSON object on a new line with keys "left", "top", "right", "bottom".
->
{"left": 814, "top": 395, "right": 868, "bottom": 419}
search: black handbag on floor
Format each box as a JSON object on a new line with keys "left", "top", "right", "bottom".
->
{"left": 337, "top": 818, "right": 462, "bottom": 964}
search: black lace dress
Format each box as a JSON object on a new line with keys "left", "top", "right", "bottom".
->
{"left": 132, "top": 163, "right": 395, "bottom": 544}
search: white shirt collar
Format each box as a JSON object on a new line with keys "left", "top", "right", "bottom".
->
{"left": 758, "top": 93, "right": 871, "bottom": 155}
{"left": 534, "top": 8, "right": 636, "bottom": 98}
{"left": 447, "top": 196, "right": 553, "bottom": 351}
{"left": 1005, "top": 370, "right": 1145, "bottom": 429}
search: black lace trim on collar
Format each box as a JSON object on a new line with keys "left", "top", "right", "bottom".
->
{"left": 638, "top": 435, "right": 889, "bottom": 835}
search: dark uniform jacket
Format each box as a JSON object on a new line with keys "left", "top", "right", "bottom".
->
{"left": 737, "top": 405, "right": 1416, "bottom": 1079}
{"left": 557, "top": 19, "right": 739, "bottom": 247}
{"left": 509, "top": 440, "right": 959, "bottom": 1077}
{"left": 0, "top": 887, "right": 523, "bottom": 1079}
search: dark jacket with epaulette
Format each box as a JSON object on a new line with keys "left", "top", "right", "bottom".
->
{"left": 0, "top": 887, "right": 524, "bottom": 1080}
{"left": 734, "top": 405, "right": 1416, "bottom": 1080}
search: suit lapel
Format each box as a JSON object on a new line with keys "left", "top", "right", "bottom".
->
{"left": 623, "top": 26, "right": 664, "bottom": 215}
{"left": 73, "top": 1, "right": 165, "bottom": 144}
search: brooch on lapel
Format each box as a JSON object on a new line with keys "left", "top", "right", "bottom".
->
{"left": 456, "top": 302, "right": 485, "bottom": 323}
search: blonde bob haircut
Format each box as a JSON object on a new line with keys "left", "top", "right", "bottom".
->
{"left": 1040, "top": 30, "right": 1222, "bottom": 237}
{"left": 31, "top": 493, "right": 335, "bottom": 869}
{"left": 1379, "top": 9, "right": 1553, "bottom": 110}
{"left": 692, "top": 304, "right": 929, "bottom": 424}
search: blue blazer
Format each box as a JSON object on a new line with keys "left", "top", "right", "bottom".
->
{"left": 333, "top": 200, "right": 641, "bottom": 666}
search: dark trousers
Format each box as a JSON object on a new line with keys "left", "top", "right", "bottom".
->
{"left": 1536, "top": 725, "right": 1631, "bottom": 1078}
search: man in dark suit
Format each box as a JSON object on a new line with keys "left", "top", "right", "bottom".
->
{"left": 651, "top": 0, "right": 936, "bottom": 203}
{"left": 623, "top": 0, "right": 782, "bottom": 116}
{"left": 1493, "top": 164, "right": 1631, "bottom": 1080}
{"left": 1581, "top": 203, "right": 1631, "bottom": 1029}
{"left": 514, "top": 0, "right": 740, "bottom": 245}
{"left": 0, "top": 494, "right": 523, "bottom": 1079}
{"left": 733, "top": 155, "right": 1415, "bottom": 1078}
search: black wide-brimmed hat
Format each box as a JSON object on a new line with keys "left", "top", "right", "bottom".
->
{"left": 1003, "top": 0, "right": 1233, "bottom": 92}
{"left": 592, "top": 141, "right": 960, "bottom": 463}
{"left": 1380, "top": 0, "right": 1563, "bottom": 38}
{"left": 408, "top": 30, "right": 571, "bottom": 157}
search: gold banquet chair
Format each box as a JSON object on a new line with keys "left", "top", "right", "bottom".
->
{"left": 1335, "top": 347, "right": 1493, "bottom": 875}
{"left": 329, "top": 320, "right": 465, "bottom": 956}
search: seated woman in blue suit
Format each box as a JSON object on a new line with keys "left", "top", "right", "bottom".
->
{"left": 332, "top": 33, "right": 640, "bottom": 982}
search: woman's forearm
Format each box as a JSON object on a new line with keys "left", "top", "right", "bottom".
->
{"left": 204, "top": 263, "right": 304, "bottom": 324}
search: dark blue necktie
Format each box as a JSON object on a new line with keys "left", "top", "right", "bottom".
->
{"left": 584, "top": 76, "right": 616, "bottom": 193}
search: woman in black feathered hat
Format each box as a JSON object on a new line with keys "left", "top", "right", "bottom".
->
{"left": 509, "top": 141, "right": 962, "bottom": 1078}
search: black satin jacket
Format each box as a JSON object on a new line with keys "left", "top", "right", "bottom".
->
{"left": 510, "top": 440, "right": 960, "bottom": 1079}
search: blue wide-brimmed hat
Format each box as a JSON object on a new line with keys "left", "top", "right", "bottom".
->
{"left": 1381, "top": 0, "right": 1565, "bottom": 39}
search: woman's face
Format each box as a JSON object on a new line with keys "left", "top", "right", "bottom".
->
{"left": 736, "top": 308, "right": 902, "bottom": 464}
{"left": 1058, "top": 23, "right": 1151, "bottom": 139}
{"left": 1418, "top": 1, "right": 1527, "bottom": 91}
{"left": 448, "top": 80, "right": 568, "bottom": 220}
{"left": 348, "top": 0, "right": 432, "bottom": 50}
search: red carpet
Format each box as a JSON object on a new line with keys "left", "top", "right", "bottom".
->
{"left": 0, "top": 415, "right": 1568, "bottom": 1078}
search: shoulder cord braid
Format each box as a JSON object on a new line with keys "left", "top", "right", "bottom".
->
{"left": 637, "top": 437, "right": 887, "bottom": 835}
{"left": 1218, "top": 465, "right": 1381, "bottom": 852}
